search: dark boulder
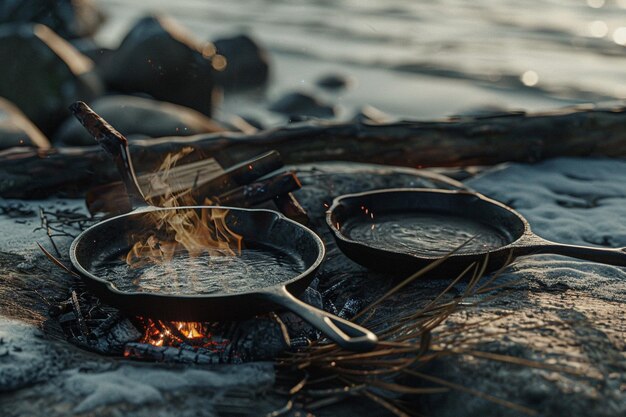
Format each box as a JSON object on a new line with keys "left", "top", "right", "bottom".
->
{"left": 269, "top": 92, "right": 336, "bottom": 119}
{"left": 54, "top": 95, "right": 225, "bottom": 146}
{"left": 101, "top": 15, "right": 218, "bottom": 116}
{"left": 0, "top": 0, "right": 105, "bottom": 39}
{"left": 71, "top": 38, "right": 114, "bottom": 67}
{"left": 213, "top": 34, "right": 270, "bottom": 90}
{"left": 0, "top": 97, "right": 49, "bottom": 150}
{"left": 0, "top": 24, "right": 103, "bottom": 134}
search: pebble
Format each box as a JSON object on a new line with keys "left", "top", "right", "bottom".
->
{"left": 269, "top": 91, "right": 336, "bottom": 118}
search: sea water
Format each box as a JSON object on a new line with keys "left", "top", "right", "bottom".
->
{"left": 96, "top": 0, "right": 626, "bottom": 121}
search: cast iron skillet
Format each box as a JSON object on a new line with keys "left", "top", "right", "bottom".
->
{"left": 68, "top": 103, "right": 377, "bottom": 352}
{"left": 327, "top": 188, "right": 626, "bottom": 275}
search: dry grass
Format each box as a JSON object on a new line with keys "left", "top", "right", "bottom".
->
{"left": 270, "top": 246, "right": 588, "bottom": 417}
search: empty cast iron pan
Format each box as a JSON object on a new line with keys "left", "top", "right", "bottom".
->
{"left": 327, "top": 188, "right": 626, "bottom": 275}
{"left": 68, "top": 102, "right": 377, "bottom": 352}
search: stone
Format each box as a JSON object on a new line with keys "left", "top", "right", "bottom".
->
{"left": 101, "top": 15, "right": 218, "bottom": 117}
{"left": 238, "top": 115, "right": 265, "bottom": 131}
{"left": 269, "top": 91, "right": 336, "bottom": 118}
{"left": 220, "top": 115, "right": 262, "bottom": 134}
{"left": 316, "top": 73, "right": 350, "bottom": 90}
{"left": 0, "top": 0, "right": 105, "bottom": 39}
{"left": 212, "top": 34, "right": 269, "bottom": 90}
{"left": 53, "top": 95, "right": 225, "bottom": 146}
{"left": 71, "top": 38, "right": 114, "bottom": 67}
{"left": 0, "top": 97, "right": 49, "bottom": 150}
{"left": 0, "top": 24, "right": 103, "bottom": 134}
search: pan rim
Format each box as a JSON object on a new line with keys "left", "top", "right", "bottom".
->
{"left": 326, "top": 188, "right": 532, "bottom": 260}
{"left": 70, "top": 205, "right": 326, "bottom": 299}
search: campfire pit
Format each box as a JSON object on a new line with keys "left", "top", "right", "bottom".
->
{"left": 61, "top": 102, "right": 377, "bottom": 352}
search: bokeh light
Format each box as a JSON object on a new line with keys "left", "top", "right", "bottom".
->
{"left": 520, "top": 70, "right": 539, "bottom": 87}
{"left": 586, "top": 0, "right": 605, "bottom": 8}
{"left": 612, "top": 27, "right": 626, "bottom": 45}
{"left": 588, "top": 20, "right": 608, "bottom": 38}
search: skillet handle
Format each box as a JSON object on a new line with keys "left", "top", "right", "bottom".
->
{"left": 513, "top": 235, "right": 626, "bottom": 267}
{"left": 266, "top": 287, "right": 378, "bottom": 352}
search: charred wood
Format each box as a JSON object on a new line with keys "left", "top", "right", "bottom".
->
{"left": 86, "top": 150, "right": 284, "bottom": 214}
{"left": 70, "top": 101, "right": 147, "bottom": 208}
{"left": 124, "top": 342, "right": 224, "bottom": 364}
{"left": 274, "top": 193, "right": 309, "bottom": 225}
{"left": 215, "top": 171, "right": 301, "bottom": 207}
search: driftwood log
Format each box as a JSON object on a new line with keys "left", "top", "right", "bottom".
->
{"left": 2, "top": 103, "right": 626, "bottom": 198}
{"left": 84, "top": 151, "right": 284, "bottom": 214}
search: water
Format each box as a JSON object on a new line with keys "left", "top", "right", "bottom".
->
{"left": 92, "top": 243, "right": 306, "bottom": 295}
{"left": 342, "top": 212, "right": 511, "bottom": 256}
{"left": 95, "top": 0, "right": 626, "bottom": 122}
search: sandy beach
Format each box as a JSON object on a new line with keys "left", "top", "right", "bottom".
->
{"left": 0, "top": 1, "right": 625, "bottom": 416}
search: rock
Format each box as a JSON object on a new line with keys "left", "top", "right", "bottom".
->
{"left": 269, "top": 91, "right": 336, "bottom": 118}
{"left": 54, "top": 95, "right": 225, "bottom": 146}
{"left": 454, "top": 104, "right": 525, "bottom": 118}
{"left": 316, "top": 73, "right": 350, "bottom": 90}
{"left": 101, "top": 15, "right": 218, "bottom": 117}
{"left": 0, "top": 24, "right": 103, "bottom": 135}
{"left": 286, "top": 114, "right": 317, "bottom": 123}
{"left": 0, "top": 318, "right": 50, "bottom": 392}
{"left": 238, "top": 115, "right": 265, "bottom": 131}
{"left": 71, "top": 38, "right": 114, "bottom": 67}
{"left": 0, "top": 0, "right": 105, "bottom": 39}
{"left": 220, "top": 115, "right": 261, "bottom": 134}
{"left": 212, "top": 34, "right": 269, "bottom": 90}
{"left": 0, "top": 97, "right": 49, "bottom": 150}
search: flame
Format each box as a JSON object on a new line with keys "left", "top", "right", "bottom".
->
{"left": 124, "top": 149, "right": 242, "bottom": 349}
{"left": 126, "top": 148, "right": 242, "bottom": 269}
{"left": 136, "top": 318, "right": 229, "bottom": 349}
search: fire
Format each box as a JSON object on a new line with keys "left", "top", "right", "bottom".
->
{"left": 125, "top": 203, "right": 242, "bottom": 267}
{"left": 126, "top": 148, "right": 242, "bottom": 269}
{"left": 135, "top": 318, "right": 229, "bottom": 349}
{"left": 126, "top": 149, "right": 242, "bottom": 349}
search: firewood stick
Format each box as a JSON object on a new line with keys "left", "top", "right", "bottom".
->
{"left": 191, "top": 150, "right": 284, "bottom": 199}
{"left": 274, "top": 193, "right": 309, "bottom": 225}
{"left": 215, "top": 171, "right": 302, "bottom": 207}
{"left": 69, "top": 101, "right": 147, "bottom": 208}
{"left": 88, "top": 168, "right": 299, "bottom": 212}
{"left": 85, "top": 150, "right": 284, "bottom": 214}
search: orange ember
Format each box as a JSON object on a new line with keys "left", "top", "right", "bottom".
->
{"left": 135, "top": 318, "right": 229, "bottom": 349}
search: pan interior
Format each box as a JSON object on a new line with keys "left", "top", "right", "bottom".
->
{"left": 74, "top": 208, "right": 321, "bottom": 296}
{"left": 335, "top": 191, "right": 525, "bottom": 257}
{"left": 91, "top": 241, "right": 306, "bottom": 295}
{"left": 342, "top": 211, "right": 511, "bottom": 257}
